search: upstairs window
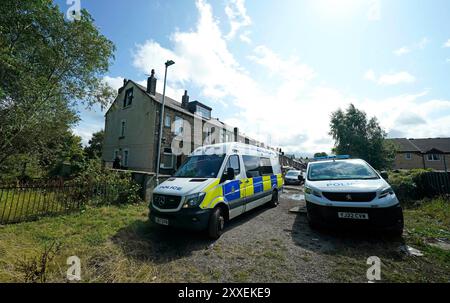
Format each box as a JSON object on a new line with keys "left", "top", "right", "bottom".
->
{"left": 123, "top": 88, "right": 133, "bottom": 108}
{"left": 195, "top": 106, "right": 211, "bottom": 119}
{"left": 165, "top": 114, "right": 171, "bottom": 128}
{"left": 173, "top": 116, "right": 183, "bottom": 135}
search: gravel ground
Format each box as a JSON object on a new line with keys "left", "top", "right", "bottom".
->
{"left": 114, "top": 186, "right": 338, "bottom": 282}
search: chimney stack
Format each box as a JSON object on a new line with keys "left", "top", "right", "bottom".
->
{"left": 181, "top": 90, "right": 189, "bottom": 108}
{"left": 233, "top": 127, "right": 239, "bottom": 142}
{"left": 147, "top": 69, "right": 157, "bottom": 95}
{"left": 118, "top": 78, "right": 128, "bottom": 94}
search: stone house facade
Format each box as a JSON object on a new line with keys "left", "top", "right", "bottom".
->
{"left": 102, "top": 70, "right": 267, "bottom": 174}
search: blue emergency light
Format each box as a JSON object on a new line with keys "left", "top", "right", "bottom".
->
{"left": 313, "top": 155, "right": 350, "bottom": 161}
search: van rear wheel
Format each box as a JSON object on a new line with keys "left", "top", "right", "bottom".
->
{"left": 208, "top": 207, "right": 225, "bottom": 240}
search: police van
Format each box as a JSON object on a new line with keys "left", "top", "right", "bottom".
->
{"left": 304, "top": 156, "right": 404, "bottom": 235}
{"left": 149, "top": 143, "right": 284, "bottom": 239}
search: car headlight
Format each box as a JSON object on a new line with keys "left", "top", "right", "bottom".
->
{"left": 379, "top": 187, "right": 394, "bottom": 199}
{"left": 304, "top": 186, "right": 312, "bottom": 194}
{"left": 183, "top": 193, "right": 206, "bottom": 208}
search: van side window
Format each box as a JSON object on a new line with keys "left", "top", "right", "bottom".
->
{"left": 243, "top": 155, "right": 260, "bottom": 178}
{"left": 224, "top": 155, "right": 240, "bottom": 177}
{"left": 243, "top": 156, "right": 274, "bottom": 177}
{"left": 260, "top": 157, "right": 273, "bottom": 175}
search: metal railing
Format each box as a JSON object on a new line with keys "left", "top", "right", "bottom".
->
{"left": 0, "top": 180, "right": 115, "bottom": 225}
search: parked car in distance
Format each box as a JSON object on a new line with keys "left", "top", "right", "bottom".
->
{"left": 284, "top": 170, "right": 304, "bottom": 185}
{"left": 304, "top": 157, "right": 404, "bottom": 236}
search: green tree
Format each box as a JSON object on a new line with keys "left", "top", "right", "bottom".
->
{"left": 85, "top": 130, "right": 104, "bottom": 159}
{"left": 329, "top": 104, "right": 395, "bottom": 169}
{"left": 0, "top": 0, "right": 115, "bottom": 168}
{"left": 314, "top": 152, "right": 328, "bottom": 158}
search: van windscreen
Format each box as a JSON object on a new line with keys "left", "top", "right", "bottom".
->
{"left": 174, "top": 154, "right": 226, "bottom": 178}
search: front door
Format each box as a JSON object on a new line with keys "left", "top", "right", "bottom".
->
{"left": 221, "top": 155, "right": 244, "bottom": 218}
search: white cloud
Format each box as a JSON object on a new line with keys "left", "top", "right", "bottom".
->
{"left": 394, "top": 37, "right": 429, "bottom": 56}
{"left": 103, "top": 76, "right": 125, "bottom": 91}
{"left": 225, "top": 0, "right": 252, "bottom": 41}
{"left": 364, "top": 70, "right": 416, "bottom": 85}
{"left": 123, "top": 0, "right": 447, "bottom": 155}
{"left": 378, "top": 72, "right": 416, "bottom": 85}
{"left": 394, "top": 47, "right": 411, "bottom": 56}
{"left": 443, "top": 39, "right": 450, "bottom": 48}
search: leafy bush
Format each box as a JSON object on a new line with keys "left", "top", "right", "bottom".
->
{"left": 388, "top": 169, "right": 432, "bottom": 204}
{"left": 71, "top": 160, "right": 142, "bottom": 205}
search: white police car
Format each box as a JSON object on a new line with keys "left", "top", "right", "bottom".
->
{"left": 304, "top": 156, "right": 403, "bottom": 236}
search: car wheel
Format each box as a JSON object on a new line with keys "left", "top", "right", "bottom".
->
{"left": 268, "top": 190, "right": 279, "bottom": 208}
{"left": 208, "top": 207, "right": 225, "bottom": 240}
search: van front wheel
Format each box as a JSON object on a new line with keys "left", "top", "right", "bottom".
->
{"left": 268, "top": 190, "right": 279, "bottom": 208}
{"left": 208, "top": 207, "right": 225, "bottom": 240}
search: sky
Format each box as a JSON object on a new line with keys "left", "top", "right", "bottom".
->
{"left": 56, "top": 0, "right": 450, "bottom": 157}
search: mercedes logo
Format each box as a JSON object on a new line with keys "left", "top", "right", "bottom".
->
{"left": 154, "top": 196, "right": 166, "bottom": 207}
{"left": 345, "top": 194, "right": 352, "bottom": 201}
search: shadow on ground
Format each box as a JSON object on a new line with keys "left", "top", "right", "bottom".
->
{"left": 290, "top": 210, "right": 406, "bottom": 259}
{"left": 112, "top": 204, "right": 271, "bottom": 264}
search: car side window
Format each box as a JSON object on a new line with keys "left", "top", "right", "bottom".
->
{"left": 223, "top": 155, "right": 240, "bottom": 180}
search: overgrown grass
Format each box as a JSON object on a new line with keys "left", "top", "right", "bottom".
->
{"left": 329, "top": 198, "right": 450, "bottom": 282}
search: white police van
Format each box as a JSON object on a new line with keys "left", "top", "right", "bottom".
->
{"left": 149, "top": 143, "right": 284, "bottom": 239}
{"left": 304, "top": 156, "right": 403, "bottom": 235}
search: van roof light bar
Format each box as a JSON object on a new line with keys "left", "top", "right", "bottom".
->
{"left": 313, "top": 155, "right": 350, "bottom": 161}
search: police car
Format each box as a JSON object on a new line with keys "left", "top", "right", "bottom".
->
{"left": 149, "top": 143, "right": 283, "bottom": 239}
{"left": 304, "top": 156, "right": 404, "bottom": 235}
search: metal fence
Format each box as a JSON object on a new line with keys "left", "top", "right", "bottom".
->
{"left": 0, "top": 180, "right": 115, "bottom": 225}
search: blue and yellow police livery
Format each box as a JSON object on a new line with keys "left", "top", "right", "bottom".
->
{"left": 149, "top": 143, "right": 283, "bottom": 239}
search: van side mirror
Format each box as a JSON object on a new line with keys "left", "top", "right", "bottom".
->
{"left": 298, "top": 175, "right": 304, "bottom": 182}
{"left": 226, "top": 167, "right": 235, "bottom": 180}
{"left": 380, "top": 171, "right": 389, "bottom": 180}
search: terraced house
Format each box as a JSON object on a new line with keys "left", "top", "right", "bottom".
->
{"left": 389, "top": 138, "right": 450, "bottom": 171}
{"left": 102, "top": 69, "right": 267, "bottom": 175}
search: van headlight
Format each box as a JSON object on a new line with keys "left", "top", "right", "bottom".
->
{"left": 183, "top": 193, "right": 206, "bottom": 208}
{"left": 304, "top": 186, "right": 322, "bottom": 197}
{"left": 379, "top": 187, "right": 394, "bottom": 199}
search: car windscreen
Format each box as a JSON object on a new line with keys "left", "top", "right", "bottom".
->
{"left": 173, "top": 154, "right": 226, "bottom": 178}
{"left": 308, "top": 161, "right": 379, "bottom": 181}
{"left": 286, "top": 171, "right": 300, "bottom": 176}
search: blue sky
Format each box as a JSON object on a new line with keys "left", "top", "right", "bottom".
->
{"left": 56, "top": 0, "right": 450, "bottom": 156}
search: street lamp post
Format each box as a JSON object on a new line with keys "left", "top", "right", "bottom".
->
{"left": 155, "top": 60, "right": 175, "bottom": 185}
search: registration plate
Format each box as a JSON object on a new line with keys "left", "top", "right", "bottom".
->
{"left": 154, "top": 217, "right": 169, "bottom": 226}
{"left": 338, "top": 212, "right": 369, "bottom": 220}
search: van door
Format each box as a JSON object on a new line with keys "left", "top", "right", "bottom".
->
{"left": 221, "top": 154, "right": 244, "bottom": 219}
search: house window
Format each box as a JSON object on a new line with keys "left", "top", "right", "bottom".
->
{"left": 165, "top": 114, "right": 171, "bottom": 128}
{"left": 405, "top": 153, "right": 412, "bottom": 160}
{"left": 123, "top": 88, "right": 133, "bottom": 108}
{"left": 173, "top": 116, "right": 183, "bottom": 135}
{"left": 195, "top": 106, "right": 211, "bottom": 119}
{"left": 120, "top": 120, "right": 126, "bottom": 137}
{"left": 161, "top": 147, "right": 174, "bottom": 169}
{"left": 427, "top": 154, "right": 440, "bottom": 161}
{"left": 123, "top": 149, "right": 129, "bottom": 167}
